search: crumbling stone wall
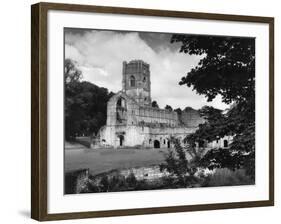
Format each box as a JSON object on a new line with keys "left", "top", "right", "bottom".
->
{"left": 119, "top": 166, "right": 169, "bottom": 181}
{"left": 179, "top": 108, "right": 205, "bottom": 127}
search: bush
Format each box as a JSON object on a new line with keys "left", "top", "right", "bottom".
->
{"left": 99, "top": 174, "right": 128, "bottom": 192}
{"left": 126, "top": 172, "right": 137, "bottom": 187}
{"left": 203, "top": 168, "right": 254, "bottom": 187}
{"left": 159, "top": 138, "right": 202, "bottom": 188}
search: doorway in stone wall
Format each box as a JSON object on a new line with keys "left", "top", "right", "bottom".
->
{"left": 119, "top": 135, "right": 124, "bottom": 146}
{"left": 154, "top": 140, "right": 160, "bottom": 148}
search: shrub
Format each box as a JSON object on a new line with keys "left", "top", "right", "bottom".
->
{"left": 126, "top": 172, "right": 137, "bottom": 188}
{"left": 203, "top": 168, "right": 254, "bottom": 187}
{"left": 98, "top": 174, "right": 129, "bottom": 192}
{"left": 159, "top": 138, "right": 202, "bottom": 188}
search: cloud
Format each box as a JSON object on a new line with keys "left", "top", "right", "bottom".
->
{"left": 65, "top": 30, "right": 228, "bottom": 110}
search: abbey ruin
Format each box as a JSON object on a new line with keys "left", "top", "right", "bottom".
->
{"left": 94, "top": 60, "right": 205, "bottom": 149}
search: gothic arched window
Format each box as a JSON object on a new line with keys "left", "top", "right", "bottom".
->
{"left": 117, "top": 97, "right": 126, "bottom": 108}
{"left": 116, "top": 97, "right": 127, "bottom": 124}
{"left": 130, "top": 75, "right": 135, "bottom": 87}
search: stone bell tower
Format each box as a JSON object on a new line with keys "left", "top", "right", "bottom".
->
{"left": 122, "top": 60, "right": 151, "bottom": 106}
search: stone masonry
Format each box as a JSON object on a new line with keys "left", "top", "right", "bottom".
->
{"left": 94, "top": 60, "right": 205, "bottom": 149}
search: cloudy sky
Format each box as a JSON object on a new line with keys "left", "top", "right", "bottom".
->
{"left": 65, "top": 28, "right": 228, "bottom": 110}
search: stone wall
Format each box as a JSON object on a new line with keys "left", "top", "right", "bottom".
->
{"left": 98, "top": 123, "right": 197, "bottom": 149}
{"left": 95, "top": 60, "right": 206, "bottom": 149}
{"left": 122, "top": 60, "right": 151, "bottom": 106}
{"left": 98, "top": 91, "right": 204, "bottom": 149}
{"left": 179, "top": 108, "right": 205, "bottom": 127}
{"left": 137, "top": 106, "right": 179, "bottom": 127}
{"left": 207, "top": 135, "right": 233, "bottom": 149}
{"left": 106, "top": 91, "right": 180, "bottom": 127}
{"left": 119, "top": 166, "right": 169, "bottom": 181}
{"left": 92, "top": 165, "right": 169, "bottom": 182}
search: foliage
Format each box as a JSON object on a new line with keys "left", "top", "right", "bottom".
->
{"left": 184, "top": 105, "right": 255, "bottom": 179}
{"left": 65, "top": 58, "right": 82, "bottom": 83}
{"left": 151, "top": 100, "right": 159, "bottom": 108}
{"left": 202, "top": 168, "right": 254, "bottom": 187}
{"left": 171, "top": 34, "right": 255, "bottom": 180}
{"left": 126, "top": 172, "right": 138, "bottom": 187}
{"left": 183, "top": 106, "right": 195, "bottom": 112}
{"left": 174, "top": 108, "right": 182, "bottom": 115}
{"left": 184, "top": 106, "right": 225, "bottom": 142}
{"left": 160, "top": 138, "right": 202, "bottom": 187}
{"left": 165, "top": 105, "right": 173, "bottom": 111}
{"left": 84, "top": 173, "right": 155, "bottom": 193}
{"left": 200, "top": 148, "right": 244, "bottom": 170}
{"left": 76, "top": 167, "right": 254, "bottom": 194}
{"left": 65, "top": 59, "right": 114, "bottom": 140}
{"left": 171, "top": 35, "right": 255, "bottom": 104}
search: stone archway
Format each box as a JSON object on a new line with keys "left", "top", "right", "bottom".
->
{"left": 154, "top": 140, "right": 160, "bottom": 148}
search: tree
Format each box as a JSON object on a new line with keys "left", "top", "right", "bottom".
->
{"left": 165, "top": 105, "right": 173, "bottom": 111}
{"left": 151, "top": 100, "right": 159, "bottom": 108}
{"left": 171, "top": 34, "right": 255, "bottom": 179}
{"left": 183, "top": 106, "right": 195, "bottom": 112}
{"left": 184, "top": 106, "right": 225, "bottom": 143}
{"left": 171, "top": 35, "right": 255, "bottom": 104}
{"left": 174, "top": 108, "right": 182, "bottom": 115}
{"left": 64, "top": 59, "right": 114, "bottom": 140}
{"left": 160, "top": 138, "right": 204, "bottom": 187}
{"left": 65, "top": 58, "right": 82, "bottom": 83}
{"left": 65, "top": 59, "right": 83, "bottom": 140}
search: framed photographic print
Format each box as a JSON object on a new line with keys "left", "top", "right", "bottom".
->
{"left": 31, "top": 2, "right": 274, "bottom": 221}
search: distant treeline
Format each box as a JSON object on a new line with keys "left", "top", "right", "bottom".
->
{"left": 65, "top": 59, "right": 114, "bottom": 140}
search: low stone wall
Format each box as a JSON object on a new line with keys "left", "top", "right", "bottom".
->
{"left": 119, "top": 166, "right": 169, "bottom": 181}
{"left": 91, "top": 165, "right": 169, "bottom": 183}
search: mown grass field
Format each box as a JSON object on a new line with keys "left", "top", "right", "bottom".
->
{"left": 65, "top": 142, "right": 169, "bottom": 175}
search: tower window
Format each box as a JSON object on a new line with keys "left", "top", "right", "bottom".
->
{"left": 224, "top": 140, "right": 228, "bottom": 148}
{"left": 130, "top": 75, "right": 135, "bottom": 87}
{"left": 143, "top": 76, "right": 146, "bottom": 82}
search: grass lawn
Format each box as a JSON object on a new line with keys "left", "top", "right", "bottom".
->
{"left": 65, "top": 142, "right": 169, "bottom": 175}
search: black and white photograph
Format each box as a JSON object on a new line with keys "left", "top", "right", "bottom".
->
{"left": 64, "top": 28, "right": 255, "bottom": 194}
